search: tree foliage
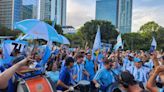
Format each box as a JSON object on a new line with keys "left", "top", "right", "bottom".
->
{"left": 139, "top": 21, "right": 160, "bottom": 33}
{"left": 0, "top": 26, "right": 21, "bottom": 38}
{"left": 123, "top": 22, "right": 164, "bottom": 51}
{"left": 78, "top": 20, "right": 118, "bottom": 48}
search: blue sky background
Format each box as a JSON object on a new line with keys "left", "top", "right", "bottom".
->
{"left": 23, "top": 0, "right": 164, "bottom": 32}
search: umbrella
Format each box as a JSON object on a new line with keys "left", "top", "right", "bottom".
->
{"left": 14, "top": 19, "right": 62, "bottom": 42}
{"left": 58, "top": 34, "right": 70, "bottom": 45}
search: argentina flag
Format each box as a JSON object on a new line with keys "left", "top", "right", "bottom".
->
{"left": 113, "top": 34, "right": 123, "bottom": 51}
{"left": 150, "top": 36, "right": 157, "bottom": 53}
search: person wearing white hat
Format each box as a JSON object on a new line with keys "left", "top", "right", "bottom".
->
{"left": 127, "top": 58, "right": 151, "bottom": 86}
{"left": 122, "top": 53, "right": 135, "bottom": 71}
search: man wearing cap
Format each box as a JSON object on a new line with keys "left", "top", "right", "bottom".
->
{"left": 127, "top": 57, "right": 151, "bottom": 85}
{"left": 122, "top": 53, "right": 134, "bottom": 71}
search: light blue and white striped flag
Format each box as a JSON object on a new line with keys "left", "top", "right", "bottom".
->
{"left": 150, "top": 36, "right": 157, "bottom": 52}
{"left": 113, "top": 34, "right": 123, "bottom": 51}
{"left": 93, "top": 25, "right": 101, "bottom": 51}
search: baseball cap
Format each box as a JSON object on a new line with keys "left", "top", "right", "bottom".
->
{"left": 128, "top": 53, "right": 134, "bottom": 57}
{"left": 134, "top": 57, "right": 141, "bottom": 63}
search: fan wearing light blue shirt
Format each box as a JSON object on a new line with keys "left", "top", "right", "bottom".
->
{"left": 122, "top": 54, "right": 134, "bottom": 71}
{"left": 72, "top": 54, "right": 89, "bottom": 83}
{"left": 93, "top": 58, "right": 114, "bottom": 91}
{"left": 127, "top": 57, "right": 150, "bottom": 85}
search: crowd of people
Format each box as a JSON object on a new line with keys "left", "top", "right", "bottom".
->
{"left": 0, "top": 44, "right": 164, "bottom": 92}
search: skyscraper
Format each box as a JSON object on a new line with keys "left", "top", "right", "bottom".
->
{"left": 22, "top": 0, "right": 38, "bottom": 19}
{"left": 39, "top": 0, "right": 66, "bottom": 26}
{"left": 96, "top": 0, "right": 118, "bottom": 26}
{"left": 21, "top": 5, "right": 33, "bottom": 20}
{"left": 95, "top": 0, "right": 132, "bottom": 33}
{"left": 118, "top": 0, "right": 133, "bottom": 33}
{"left": 0, "top": 0, "right": 22, "bottom": 29}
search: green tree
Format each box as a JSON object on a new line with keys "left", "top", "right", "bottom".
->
{"left": 139, "top": 21, "right": 160, "bottom": 33}
{"left": 44, "top": 20, "right": 63, "bottom": 35}
{"left": 122, "top": 21, "right": 164, "bottom": 51}
{"left": 79, "top": 20, "right": 118, "bottom": 48}
{"left": 64, "top": 32, "right": 84, "bottom": 48}
{"left": 156, "top": 27, "right": 164, "bottom": 50}
{"left": 0, "top": 26, "right": 21, "bottom": 38}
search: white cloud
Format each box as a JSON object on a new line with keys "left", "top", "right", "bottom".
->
{"left": 132, "top": 6, "right": 164, "bottom": 32}
{"left": 67, "top": 0, "right": 164, "bottom": 32}
{"left": 66, "top": 0, "right": 95, "bottom": 28}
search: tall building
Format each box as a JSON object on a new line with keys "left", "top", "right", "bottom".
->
{"left": 21, "top": 5, "right": 33, "bottom": 20}
{"left": 22, "top": 0, "right": 38, "bottom": 19}
{"left": 95, "top": 0, "right": 132, "bottom": 33}
{"left": 40, "top": 0, "right": 51, "bottom": 20}
{"left": 118, "top": 0, "right": 133, "bottom": 33}
{"left": 39, "top": 0, "right": 66, "bottom": 26}
{"left": 0, "top": 0, "right": 22, "bottom": 29}
{"left": 96, "top": 0, "right": 118, "bottom": 26}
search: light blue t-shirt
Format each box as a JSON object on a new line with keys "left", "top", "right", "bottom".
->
{"left": 122, "top": 57, "right": 134, "bottom": 71}
{"left": 94, "top": 68, "right": 114, "bottom": 86}
{"left": 158, "top": 88, "right": 164, "bottom": 92}
{"left": 84, "top": 58, "right": 95, "bottom": 81}
{"left": 144, "top": 59, "right": 154, "bottom": 69}
{"left": 46, "top": 71, "right": 59, "bottom": 83}
{"left": 72, "top": 63, "right": 85, "bottom": 82}
{"left": 127, "top": 66, "right": 150, "bottom": 84}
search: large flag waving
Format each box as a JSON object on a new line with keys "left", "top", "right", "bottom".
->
{"left": 92, "top": 26, "right": 101, "bottom": 58}
{"left": 150, "top": 36, "right": 157, "bottom": 52}
{"left": 113, "top": 34, "right": 123, "bottom": 51}
{"left": 93, "top": 26, "right": 101, "bottom": 51}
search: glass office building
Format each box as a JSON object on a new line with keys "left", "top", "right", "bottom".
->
{"left": 96, "top": 0, "right": 132, "bottom": 33}
{"left": 96, "top": 0, "right": 118, "bottom": 26}
{"left": 0, "top": 0, "right": 22, "bottom": 29}
{"left": 21, "top": 5, "right": 33, "bottom": 20}
{"left": 118, "top": 0, "right": 133, "bottom": 33}
{"left": 39, "top": 0, "right": 66, "bottom": 26}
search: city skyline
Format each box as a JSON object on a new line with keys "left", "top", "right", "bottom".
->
{"left": 67, "top": 0, "right": 164, "bottom": 32}
{"left": 0, "top": 0, "right": 22, "bottom": 29}
{"left": 1, "top": 0, "right": 163, "bottom": 32}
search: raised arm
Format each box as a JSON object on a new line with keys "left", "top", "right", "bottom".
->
{"left": 146, "top": 65, "right": 164, "bottom": 92}
{"left": 0, "top": 57, "right": 32, "bottom": 89}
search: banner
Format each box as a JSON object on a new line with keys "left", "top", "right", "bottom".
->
{"left": 2, "top": 40, "right": 28, "bottom": 64}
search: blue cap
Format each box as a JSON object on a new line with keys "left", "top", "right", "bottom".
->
{"left": 134, "top": 58, "right": 141, "bottom": 63}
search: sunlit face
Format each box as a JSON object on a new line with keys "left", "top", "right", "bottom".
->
{"left": 135, "top": 62, "right": 142, "bottom": 69}
{"left": 86, "top": 54, "right": 91, "bottom": 60}
{"left": 106, "top": 62, "right": 113, "bottom": 70}
{"left": 77, "top": 57, "right": 84, "bottom": 64}
{"left": 52, "top": 62, "right": 57, "bottom": 71}
{"left": 35, "top": 55, "right": 41, "bottom": 61}
{"left": 112, "top": 62, "right": 117, "bottom": 69}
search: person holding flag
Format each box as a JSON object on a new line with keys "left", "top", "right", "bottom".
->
{"left": 144, "top": 36, "right": 157, "bottom": 70}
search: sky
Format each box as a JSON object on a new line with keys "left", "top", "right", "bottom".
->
{"left": 67, "top": 0, "right": 164, "bottom": 32}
